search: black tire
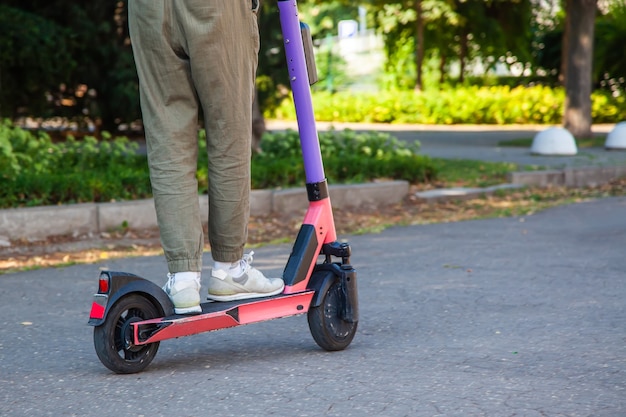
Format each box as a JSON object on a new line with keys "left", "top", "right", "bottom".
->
{"left": 93, "top": 294, "right": 161, "bottom": 374}
{"left": 307, "top": 280, "right": 358, "bottom": 351}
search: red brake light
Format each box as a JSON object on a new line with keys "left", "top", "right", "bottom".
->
{"left": 98, "top": 275, "right": 110, "bottom": 293}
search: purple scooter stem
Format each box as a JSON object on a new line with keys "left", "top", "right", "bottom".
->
{"left": 278, "top": 0, "right": 325, "bottom": 184}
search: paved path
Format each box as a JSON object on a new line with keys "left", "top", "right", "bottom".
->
{"left": 1, "top": 196, "right": 624, "bottom": 416}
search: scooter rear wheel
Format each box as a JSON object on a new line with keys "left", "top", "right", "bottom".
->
{"left": 308, "top": 280, "right": 357, "bottom": 351}
{"left": 93, "top": 294, "right": 160, "bottom": 374}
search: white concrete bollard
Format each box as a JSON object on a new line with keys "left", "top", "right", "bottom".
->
{"left": 530, "top": 127, "right": 578, "bottom": 156}
{"left": 605, "top": 121, "right": 626, "bottom": 150}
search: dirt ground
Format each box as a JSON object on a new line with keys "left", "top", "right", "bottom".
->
{"left": 2, "top": 181, "right": 625, "bottom": 274}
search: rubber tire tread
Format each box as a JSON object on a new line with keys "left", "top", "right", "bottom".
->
{"left": 307, "top": 280, "right": 357, "bottom": 351}
{"left": 93, "top": 293, "right": 160, "bottom": 374}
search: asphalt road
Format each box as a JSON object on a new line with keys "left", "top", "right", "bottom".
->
{"left": 1, "top": 196, "right": 625, "bottom": 417}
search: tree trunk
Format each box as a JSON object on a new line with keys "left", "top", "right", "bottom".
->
{"left": 414, "top": 0, "right": 425, "bottom": 91}
{"left": 563, "top": 0, "right": 596, "bottom": 139}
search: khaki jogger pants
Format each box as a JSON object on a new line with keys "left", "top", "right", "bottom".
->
{"left": 128, "top": 0, "right": 259, "bottom": 272}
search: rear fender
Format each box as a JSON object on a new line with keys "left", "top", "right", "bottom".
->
{"left": 88, "top": 271, "right": 173, "bottom": 326}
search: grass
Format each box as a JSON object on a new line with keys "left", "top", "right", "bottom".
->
{"left": 431, "top": 158, "right": 519, "bottom": 187}
{"left": 498, "top": 136, "right": 607, "bottom": 148}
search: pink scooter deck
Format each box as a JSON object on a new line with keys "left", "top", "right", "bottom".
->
{"left": 131, "top": 291, "right": 315, "bottom": 345}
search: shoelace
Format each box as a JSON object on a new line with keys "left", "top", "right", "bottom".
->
{"left": 163, "top": 273, "right": 175, "bottom": 291}
{"left": 238, "top": 251, "right": 255, "bottom": 274}
{"left": 165, "top": 272, "right": 199, "bottom": 288}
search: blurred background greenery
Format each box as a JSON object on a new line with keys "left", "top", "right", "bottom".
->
{"left": 0, "top": 0, "right": 624, "bottom": 134}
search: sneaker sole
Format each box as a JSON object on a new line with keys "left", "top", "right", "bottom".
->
{"left": 207, "top": 284, "right": 285, "bottom": 302}
{"left": 174, "top": 305, "right": 202, "bottom": 315}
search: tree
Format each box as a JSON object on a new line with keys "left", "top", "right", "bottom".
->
{"left": 562, "top": 0, "right": 597, "bottom": 138}
{"left": 369, "top": 0, "right": 533, "bottom": 89}
{"left": 451, "top": 0, "right": 534, "bottom": 83}
{"left": 0, "top": 5, "right": 74, "bottom": 119}
{"left": 371, "top": 0, "right": 457, "bottom": 89}
{"left": 254, "top": 0, "right": 355, "bottom": 148}
{"left": 0, "top": 1, "right": 138, "bottom": 131}
{"left": 593, "top": 2, "right": 626, "bottom": 98}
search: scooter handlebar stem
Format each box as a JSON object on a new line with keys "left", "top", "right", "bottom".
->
{"left": 278, "top": 0, "right": 325, "bottom": 184}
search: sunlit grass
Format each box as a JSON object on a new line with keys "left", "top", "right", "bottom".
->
{"left": 498, "top": 136, "right": 607, "bottom": 148}
{"left": 431, "top": 158, "right": 518, "bottom": 187}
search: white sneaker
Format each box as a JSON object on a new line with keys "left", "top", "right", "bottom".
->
{"left": 208, "top": 252, "right": 285, "bottom": 302}
{"left": 162, "top": 271, "right": 202, "bottom": 314}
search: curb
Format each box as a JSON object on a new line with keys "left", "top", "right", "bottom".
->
{"left": 413, "top": 166, "right": 626, "bottom": 204}
{"left": 414, "top": 183, "right": 525, "bottom": 203}
{"left": 0, "top": 181, "right": 409, "bottom": 242}
{"left": 509, "top": 166, "right": 626, "bottom": 188}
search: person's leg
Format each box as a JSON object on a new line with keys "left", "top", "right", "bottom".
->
{"left": 176, "top": 0, "right": 283, "bottom": 301}
{"left": 178, "top": 0, "right": 258, "bottom": 263}
{"left": 128, "top": 0, "right": 203, "bottom": 313}
{"left": 129, "top": 0, "right": 204, "bottom": 273}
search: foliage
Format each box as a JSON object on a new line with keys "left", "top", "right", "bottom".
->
{"left": 1, "top": 0, "right": 623, "bottom": 132}
{"left": 534, "top": 27, "right": 563, "bottom": 81}
{"left": 373, "top": 2, "right": 425, "bottom": 89}
{"left": 248, "top": 128, "right": 434, "bottom": 188}
{"left": 457, "top": 0, "right": 534, "bottom": 67}
{"left": 594, "top": 2, "right": 626, "bottom": 96}
{"left": 1, "top": 121, "right": 436, "bottom": 208}
{"left": 534, "top": 2, "right": 626, "bottom": 97}
{"left": 272, "top": 86, "right": 626, "bottom": 124}
{"left": 297, "top": 1, "right": 359, "bottom": 39}
{"left": 0, "top": 5, "right": 74, "bottom": 118}
{"left": 257, "top": 1, "right": 352, "bottom": 112}
{"left": 256, "top": 2, "right": 291, "bottom": 115}
{"left": 368, "top": 0, "right": 534, "bottom": 89}
{"left": 0, "top": 120, "right": 150, "bottom": 208}
{"left": 311, "top": 40, "right": 350, "bottom": 93}
{"left": 0, "top": 1, "right": 139, "bottom": 130}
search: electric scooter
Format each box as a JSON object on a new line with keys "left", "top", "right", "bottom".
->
{"left": 88, "top": 0, "right": 359, "bottom": 374}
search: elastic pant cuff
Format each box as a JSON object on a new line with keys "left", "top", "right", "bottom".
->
{"left": 211, "top": 248, "right": 244, "bottom": 264}
{"left": 167, "top": 259, "right": 203, "bottom": 274}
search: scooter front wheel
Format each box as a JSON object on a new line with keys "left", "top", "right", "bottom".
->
{"left": 307, "top": 280, "right": 357, "bottom": 351}
{"left": 93, "top": 294, "right": 161, "bottom": 374}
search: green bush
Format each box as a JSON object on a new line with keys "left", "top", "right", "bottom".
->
{"left": 0, "top": 120, "right": 151, "bottom": 208}
{"left": 272, "top": 86, "right": 626, "bottom": 125}
{"left": 0, "top": 120, "right": 58, "bottom": 179}
{"left": 591, "top": 90, "right": 626, "bottom": 123}
{"left": 251, "top": 129, "right": 436, "bottom": 188}
{"left": 1, "top": 122, "right": 436, "bottom": 208}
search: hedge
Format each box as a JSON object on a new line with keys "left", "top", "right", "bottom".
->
{"left": 272, "top": 86, "right": 626, "bottom": 125}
